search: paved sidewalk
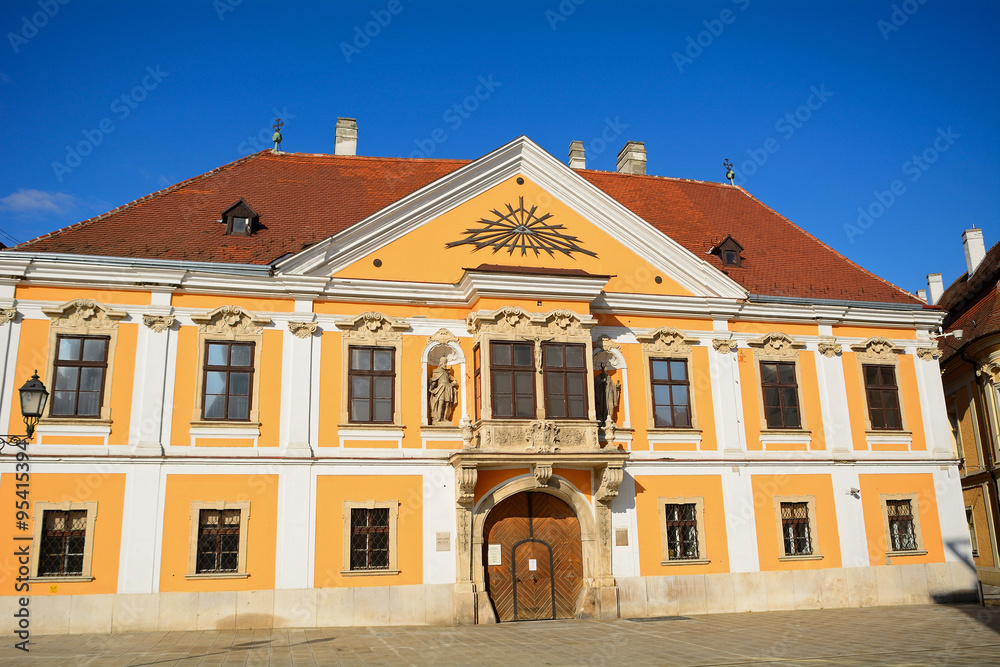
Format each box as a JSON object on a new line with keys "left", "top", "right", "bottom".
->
{"left": 3, "top": 604, "right": 1000, "bottom": 666}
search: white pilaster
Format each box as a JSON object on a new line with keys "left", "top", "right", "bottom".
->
{"left": 129, "top": 319, "right": 172, "bottom": 453}
{"left": 610, "top": 470, "right": 639, "bottom": 577}
{"left": 914, "top": 352, "right": 954, "bottom": 457}
{"left": 815, "top": 346, "right": 853, "bottom": 454}
{"left": 722, "top": 467, "right": 759, "bottom": 572}
{"left": 117, "top": 463, "right": 164, "bottom": 593}
{"left": 831, "top": 467, "right": 869, "bottom": 568}
{"left": 423, "top": 465, "right": 457, "bottom": 584}
{"left": 274, "top": 465, "right": 313, "bottom": 589}
{"left": 708, "top": 320, "right": 744, "bottom": 454}
{"left": 935, "top": 465, "right": 976, "bottom": 563}
{"left": 0, "top": 314, "right": 22, "bottom": 433}
{"left": 280, "top": 301, "right": 315, "bottom": 455}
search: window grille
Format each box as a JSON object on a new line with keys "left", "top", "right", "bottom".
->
{"left": 664, "top": 503, "right": 699, "bottom": 560}
{"left": 886, "top": 499, "right": 917, "bottom": 551}
{"left": 350, "top": 508, "right": 390, "bottom": 570}
{"left": 196, "top": 509, "right": 241, "bottom": 573}
{"left": 38, "top": 510, "right": 87, "bottom": 576}
{"left": 781, "top": 502, "right": 812, "bottom": 555}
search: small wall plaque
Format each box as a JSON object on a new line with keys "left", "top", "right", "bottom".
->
{"left": 528, "top": 559, "right": 537, "bottom": 571}
{"left": 436, "top": 532, "right": 450, "bottom": 552}
{"left": 615, "top": 527, "right": 629, "bottom": 546}
{"left": 488, "top": 544, "right": 502, "bottom": 566}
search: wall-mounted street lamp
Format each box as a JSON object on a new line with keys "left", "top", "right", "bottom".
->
{"left": 0, "top": 371, "right": 49, "bottom": 451}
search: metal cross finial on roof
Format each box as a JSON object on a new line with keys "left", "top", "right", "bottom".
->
{"left": 271, "top": 118, "right": 284, "bottom": 153}
{"left": 723, "top": 159, "right": 735, "bottom": 185}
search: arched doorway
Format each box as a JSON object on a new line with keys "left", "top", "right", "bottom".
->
{"left": 482, "top": 491, "right": 583, "bottom": 621}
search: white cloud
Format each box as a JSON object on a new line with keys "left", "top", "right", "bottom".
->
{"left": 0, "top": 189, "right": 83, "bottom": 217}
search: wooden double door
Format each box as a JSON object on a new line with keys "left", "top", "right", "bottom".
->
{"left": 483, "top": 492, "right": 583, "bottom": 621}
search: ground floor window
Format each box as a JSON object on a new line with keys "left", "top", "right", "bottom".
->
{"left": 342, "top": 500, "right": 400, "bottom": 575}
{"left": 30, "top": 501, "right": 98, "bottom": 581}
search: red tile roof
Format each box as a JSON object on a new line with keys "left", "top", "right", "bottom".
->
{"left": 8, "top": 150, "right": 921, "bottom": 304}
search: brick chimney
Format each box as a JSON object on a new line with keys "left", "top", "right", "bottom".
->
{"left": 963, "top": 228, "right": 986, "bottom": 276}
{"left": 335, "top": 118, "right": 358, "bottom": 156}
{"left": 568, "top": 141, "right": 585, "bottom": 169}
{"left": 616, "top": 141, "right": 646, "bottom": 175}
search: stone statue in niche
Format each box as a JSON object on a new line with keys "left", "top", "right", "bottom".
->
{"left": 429, "top": 359, "right": 458, "bottom": 425}
{"left": 594, "top": 362, "right": 620, "bottom": 426}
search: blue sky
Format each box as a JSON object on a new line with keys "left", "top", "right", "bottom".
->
{"left": 1, "top": 0, "right": 997, "bottom": 296}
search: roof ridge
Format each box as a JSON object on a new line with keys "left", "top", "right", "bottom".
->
{"left": 575, "top": 168, "right": 732, "bottom": 189}
{"left": 13, "top": 150, "right": 269, "bottom": 249}
{"left": 260, "top": 152, "right": 472, "bottom": 165}
{"left": 734, "top": 187, "right": 922, "bottom": 304}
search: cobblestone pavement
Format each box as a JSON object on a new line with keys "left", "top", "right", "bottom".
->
{"left": 3, "top": 604, "right": 1000, "bottom": 666}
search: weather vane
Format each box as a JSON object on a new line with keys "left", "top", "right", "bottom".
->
{"left": 272, "top": 118, "right": 284, "bottom": 153}
{"left": 723, "top": 158, "right": 735, "bottom": 185}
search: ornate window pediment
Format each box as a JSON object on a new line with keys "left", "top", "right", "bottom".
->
{"left": 850, "top": 336, "right": 904, "bottom": 361}
{"left": 636, "top": 327, "right": 699, "bottom": 355}
{"left": 335, "top": 311, "right": 408, "bottom": 340}
{"left": 466, "top": 307, "right": 595, "bottom": 337}
{"left": 42, "top": 299, "right": 127, "bottom": 330}
{"left": 191, "top": 306, "right": 270, "bottom": 336}
{"left": 747, "top": 332, "right": 806, "bottom": 360}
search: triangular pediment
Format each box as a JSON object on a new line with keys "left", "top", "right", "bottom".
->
{"left": 275, "top": 137, "right": 746, "bottom": 299}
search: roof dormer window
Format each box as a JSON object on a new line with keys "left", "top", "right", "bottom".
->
{"left": 714, "top": 235, "right": 743, "bottom": 268}
{"left": 221, "top": 199, "right": 259, "bottom": 236}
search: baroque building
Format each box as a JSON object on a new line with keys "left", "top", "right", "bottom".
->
{"left": 935, "top": 229, "right": 1000, "bottom": 585}
{"left": 0, "top": 127, "right": 976, "bottom": 633}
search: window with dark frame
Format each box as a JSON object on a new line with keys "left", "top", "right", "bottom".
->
{"left": 350, "top": 507, "right": 390, "bottom": 570}
{"left": 864, "top": 364, "right": 902, "bottom": 430}
{"left": 650, "top": 358, "right": 691, "bottom": 428}
{"left": 490, "top": 341, "right": 535, "bottom": 419}
{"left": 760, "top": 361, "right": 801, "bottom": 429}
{"left": 349, "top": 346, "right": 395, "bottom": 423}
{"left": 780, "top": 502, "right": 813, "bottom": 556}
{"left": 202, "top": 341, "right": 254, "bottom": 421}
{"left": 51, "top": 335, "right": 109, "bottom": 418}
{"left": 886, "top": 499, "right": 917, "bottom": 551}
{"left": 664, "top": 503, "right": 699, "bottom": 560}
{"left": 196, "top": 509, "right": 241, "bottom": 573}
{"left": 542, "top": 343, "right": 587, "bottom": 419}
{"left": 38, "top": 510, "right": 87, "bottom": 576}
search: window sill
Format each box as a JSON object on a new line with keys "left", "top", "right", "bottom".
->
{"left": 648, "top": 428, "right": 701, "bottom": 434}
{"left": 660, "top": 559, "right": 710, "bottom": 566}
{"left": 886, "top": 550, "right": 928, "bottom": 558}
{"left": 185, "top": 572, "right": 250, "bottom": 580}
{"left": 340, "top": 569, "right": 400, "bottom": 577}
{"left": 190, "top": 421, "right": 261, "bottom": 429}
{"left": 40, "top": 417, "right": 112, "bottom": 427}
{"left": 338, "top": 423, "right": 405, "bottom": 430}
{"left": 760, "top": 429, "right": 812, "bottom": 446}
{"left": 29, "top": 575, "right": 94, "bottom": 582}
{"left": 778, "top": 554, "right": 824, "bottom": 561}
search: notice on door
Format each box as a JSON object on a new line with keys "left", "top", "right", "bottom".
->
{"left": 528, "top": 559, "right": 537, "bottom": 571}
{"left": 488, "top": 544, "right": 502, "bottom": 566}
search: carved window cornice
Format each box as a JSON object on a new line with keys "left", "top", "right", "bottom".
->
{"left": 142, "top": 315, "right": 175, "bottom": 333}
{"left": 0, "top": 308, "right": 16, "bottom": 326}
{"left": 466, "top": 307, "right": 595, "bottom": 338}
{"left": 978, "top": 361, "right": 1000, "bottom": 382}
{"left": 817, "top": 338, "right": 842, "bottom": 358}
{"left": 636, "top": 327, "right": 699, "bottom": 355}
{"left": 42, "top": 299, "right": 126, "bottom": 331}
{"left": 850, "top": 336, "right": 904, "bottom": 362}
{"left": 334, "top": 311, "right": 407, "bottom": 340}
{"left": 288, "top": 321, "right": 319, "bottom": 339}
{"left": 747, "top": 332, "right": 806, "bottom": 360}
{"left": 190, "top": 305, "right": 270, "bottom": 336}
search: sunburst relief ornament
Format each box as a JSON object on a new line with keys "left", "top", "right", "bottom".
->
{"left": 446, "top": 197, "right": 597, "bottom": 258}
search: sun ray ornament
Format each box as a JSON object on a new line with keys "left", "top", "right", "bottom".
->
{"left": 446, "top": 196, "right": 597, "bottom": 259}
